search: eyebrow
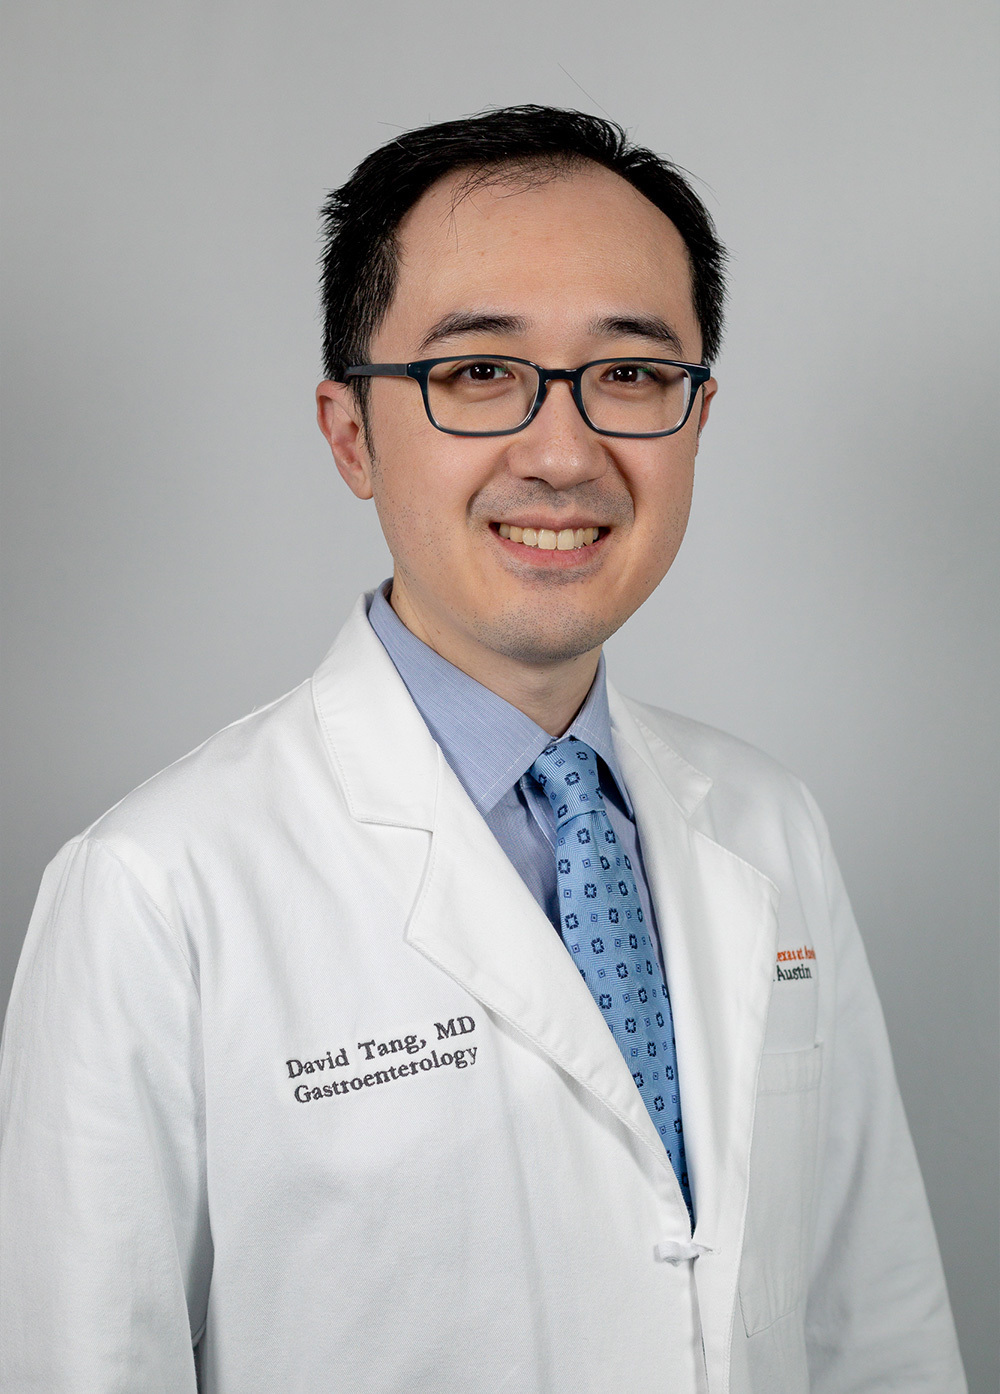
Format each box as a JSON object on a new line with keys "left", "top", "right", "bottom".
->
{"left": 417, "top": 311, "right": 528, "bottom": 354}
{"left": 589, "top": 314, "right": 685, "bottom": 356}
{"left": 414, "top": 309, "right": 686, "bottom": 358}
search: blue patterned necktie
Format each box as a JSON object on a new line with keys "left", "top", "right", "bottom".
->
{"left": 531, "top": 736, "right": 692, "bottom": 1217}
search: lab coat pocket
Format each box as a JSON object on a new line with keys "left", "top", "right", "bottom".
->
{"left": 739, "top": 1044, "right": 823, "bottom": 1336}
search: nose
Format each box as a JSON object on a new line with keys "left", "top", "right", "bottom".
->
{"left": 503, "top": 378, "right": 609, "bottom": 489}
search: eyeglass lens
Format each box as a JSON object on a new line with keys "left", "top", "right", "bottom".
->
{"left": 424, "top": 358, "right": 693, "bottom": 435}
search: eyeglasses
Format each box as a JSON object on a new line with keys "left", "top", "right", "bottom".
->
{"left": 343, "top": 356, "right": 712, "bottom": 438}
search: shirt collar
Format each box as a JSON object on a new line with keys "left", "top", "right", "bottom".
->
{"left": 367, "top": 581, "right": 632, "bottom": 818}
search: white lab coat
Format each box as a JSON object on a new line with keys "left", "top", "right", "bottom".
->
{"left": 0, "top": 594, "right": 965, "bottom": 1394}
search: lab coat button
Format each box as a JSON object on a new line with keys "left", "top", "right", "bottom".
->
{"left": 654, "top": 1240, "right": 715, "bottom": 1264}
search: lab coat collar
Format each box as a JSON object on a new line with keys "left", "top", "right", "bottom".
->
{"left": 312, "top": 593, "right": 440, "bottom": 831}
{"left": 367, "top": 580, "right": 633, "bottom": 819}
{"left": 313, "top": 593, "right": 708, "bottom": 829}
{"left": 606, "top": 682, "right": 714, "bottom": 819}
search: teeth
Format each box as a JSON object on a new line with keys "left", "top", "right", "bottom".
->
{"left": 497, "top": 524, "right": 601, "bottom": 550}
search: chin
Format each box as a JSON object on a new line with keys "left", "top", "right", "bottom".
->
{"left": 469, "top": 603, "right": 624, "bottom": 667}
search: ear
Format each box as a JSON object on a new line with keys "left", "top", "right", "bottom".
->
{"left": 696, "top": 377, "right": 718, "bottom": 441}
{"left": 316, "top": 380, "right": 375, "bottom": 499}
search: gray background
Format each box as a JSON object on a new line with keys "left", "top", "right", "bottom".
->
{"left": 2, "top": 1, "right": 997, "bottom": 1385}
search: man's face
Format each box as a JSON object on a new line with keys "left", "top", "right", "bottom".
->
{"left": 317, "top": 162, "right": 716, "bottom": 678}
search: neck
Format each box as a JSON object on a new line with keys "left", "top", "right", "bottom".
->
{"left": 389, "top": 585, "right": 601, "bottom": 737}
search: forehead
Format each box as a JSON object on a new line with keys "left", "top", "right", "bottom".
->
{"left": 384, "top": 161, "right": 700, "bottom": 352}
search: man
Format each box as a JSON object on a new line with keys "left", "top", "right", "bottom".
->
{"left": 0, "top": 106, "right": 965, "bottom": 1392}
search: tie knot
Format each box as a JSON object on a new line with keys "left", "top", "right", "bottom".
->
{"left": 530, "top": 737, "right": 604, "bottom": 827}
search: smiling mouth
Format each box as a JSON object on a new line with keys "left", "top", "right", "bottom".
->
{"left": 494, "top": 524, "right": 604, "bottom": 551}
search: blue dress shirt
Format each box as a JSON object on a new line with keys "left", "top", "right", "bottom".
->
{"left": 367, "top": 583, "right": 665, "bottom": 972}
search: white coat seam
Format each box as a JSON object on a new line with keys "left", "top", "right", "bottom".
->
{"left": 68, "top": 839, "right": 210, "bottom": 1348}
{"left": 78, "top": 687, "right": 307, "bottom": 840}
{"left": 310, "top": 673, "right": 363, "bottom": 821}
{"left": 0, "top": 838, "right": 84, "bottom": 1062}
{"left": 82, "top": 836, "right": 200, "bottom": 987}
{"left": 39, "top": 836, "right": 86, "bottom": 936}
{"left": 727, "top": 960, "right": 772, "bottom": 1376}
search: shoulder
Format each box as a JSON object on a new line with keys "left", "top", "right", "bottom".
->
{"left": 81, "top": 677, "right": 327, "bottom": 864}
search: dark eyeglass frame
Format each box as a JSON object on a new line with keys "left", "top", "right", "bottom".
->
{"left": 342, "top": 355, "right": 713, "bottom": 438}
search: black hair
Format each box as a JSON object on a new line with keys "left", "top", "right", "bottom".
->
{"left": 319, "top": 105, "right": 727, "bottom": 394}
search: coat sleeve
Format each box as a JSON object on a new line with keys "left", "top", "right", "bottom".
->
{"left": 800, "top": 788, "right": 967, "bottom": 1393}
{"left": 0, "top": 835, "right": 210, "bottom": 1393}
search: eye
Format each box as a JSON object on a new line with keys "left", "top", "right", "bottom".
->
{"left": 455, "top": 359, "right": 514, "bottom": 382}
{"left": 604, "top": 361, "right": 658, "bottom": 385}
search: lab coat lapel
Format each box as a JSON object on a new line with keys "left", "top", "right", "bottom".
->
{"left": 405, "top": 751, "right": 684, "bottom": 1179}
{"left": 609, "top": 687, "right": 779, "bottom": 1372}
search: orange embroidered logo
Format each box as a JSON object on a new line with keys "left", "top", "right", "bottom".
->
{"left": 775, "top": 945, "right": 816, "bottom": 982}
